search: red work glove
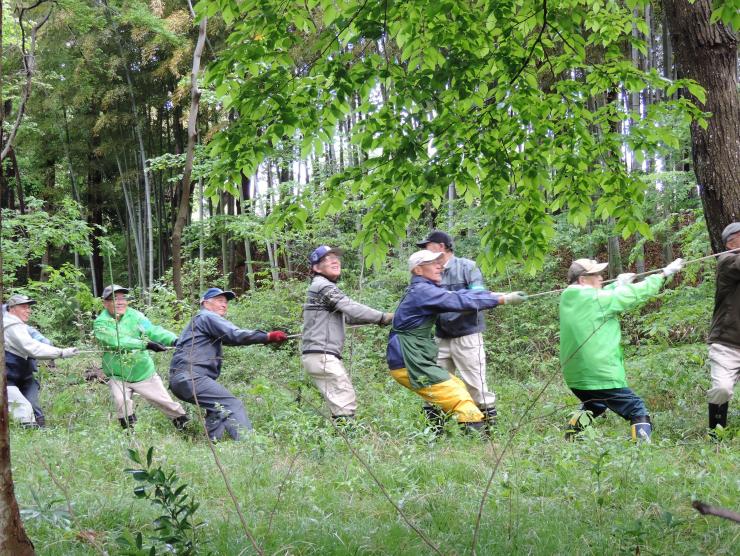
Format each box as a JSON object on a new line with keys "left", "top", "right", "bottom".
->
{"left": 266, "top": 330, "right": 288, "bottom": 343}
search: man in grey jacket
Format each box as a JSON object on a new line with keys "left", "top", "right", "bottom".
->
{"left": 169, "top": 288, "right": 288, "bottom": 440}
{"left": 416, "top": 231, "right": 497, "bottom": 429}
{"left": 3, "top": 294, "right": 79, "bottom": 427}
{"left": 302, "top": 246, "right": 393, "bottom": 422}
{"left": 706, "top": 222, "right": 740, "bottom": 434}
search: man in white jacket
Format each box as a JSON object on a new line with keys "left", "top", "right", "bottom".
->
{"left": 3, "top": 294, "right": 79, "bottom": 427}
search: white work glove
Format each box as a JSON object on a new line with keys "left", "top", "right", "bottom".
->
{"left": 662, "top": 258, "right": 685, "bottom": 277}
{"left": 500, "top": 292, "right": 527, "bottom": 305}
{"left": 616, "top": 273, "right": 636, "bottom": 286}
{"left": 60, "top": 347, "right": 79, "bottom": 358}
{"left": 380, "top": 312, "right": 394, "bottom": 326}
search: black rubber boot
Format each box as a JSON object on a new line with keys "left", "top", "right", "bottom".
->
{"left": 460, "top": 420, "right": 486, "bottom": 436}
{"left": 481, "top": 406, "right": 497, "bottom": 435}
{"left": 331, "top": 414, "right": 355, "bottom": 430}
{"left": 423, "top": 405, "right": 446, "bottom": 436}
{"left": 119, "top": 413, "right": 137, "bottom": 430}
{"left": 34, "top": 414, "right": 46, "bottom": 428}
{"left": 708, "top": 403, "right": 728, "bottom": 430}
{"left": 565, "top": 410, "right": 594, "bottom": 441}
{"left": 630, "top": 415, "right": 652, "bottom": 443}
{"left": 172, "top": 415, "right": 190, "bottom": 431}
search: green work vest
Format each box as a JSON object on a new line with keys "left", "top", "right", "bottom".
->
{"left": 393, "top": 319, "right": 450, "bottom": 389}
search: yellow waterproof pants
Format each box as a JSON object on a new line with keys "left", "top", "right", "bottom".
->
{"left": 390, "top": 368, "right": 484, "bottom": 423}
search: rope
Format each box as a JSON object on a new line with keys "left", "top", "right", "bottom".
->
{"left": 525, "top": 247, "right": 739, "bottom": 299}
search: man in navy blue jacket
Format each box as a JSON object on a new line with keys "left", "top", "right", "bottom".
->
{"left": 386, "top": 251, "right": 526, "bottom": 432}
{"left": 169, "top": 288, "right": 288, "bottom": 440}
{"left": 417, "top": 230, "right": 498, "bottom": 427}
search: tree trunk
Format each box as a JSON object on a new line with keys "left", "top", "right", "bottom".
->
{"left": 88, "top": 149, "right": 104, "bottom": 295}
{"left": 102, "top": 0, "right": 154, "bottom": 301}
{"left": 239, "top": 172, "right": 255, "bottom": 291}
{"left": 663, "top": 0, "right": 740, "bottom": 252}
{"left": 607, "top": 236, "right": 623, "bottom": 278}
{"left": 172, "top": 15, "right": 207, "bottom": 300}
{"left": 61, "top": 106, "right": 80, "bottom": 268}
{"left": 8, "top": 148, "right": 24, "bottom": 214}
{"left": 198, "top": 177, "right": 205, "bottom": 294}
{"left": 0, "top": 4, "right": 36, "bottom": 548}
{"left": 117, "top": 156, "right": 146, "bottom": 288}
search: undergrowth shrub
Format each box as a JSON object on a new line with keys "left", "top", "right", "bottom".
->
{"left": 120, "top": 447, "right": 204, "bottom": 555}
{"left": 21, "top": 263, "right": 98, "bottom": 345}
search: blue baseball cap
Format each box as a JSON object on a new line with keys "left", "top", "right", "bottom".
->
{"left": 200, "top": 287, "right": 236, "bottom": 303}
{"left": 309, "top": 245, "right": 343, "bottom": 266}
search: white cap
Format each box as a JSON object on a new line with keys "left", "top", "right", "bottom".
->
{"left": 408, "top": 249, "right": 444, "bottom": 271}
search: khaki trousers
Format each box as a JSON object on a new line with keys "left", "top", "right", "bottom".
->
{"left": 301, "top": 353, "right": 357, "bottom": 417}
{"left": 708, "top": 343, "right": 740, "bottom": 404}
{"left": 436, "top": 333, "right": 496, "bottom": 408}
{"left": 109, "top": 373, "right": 186, "bottom": 419}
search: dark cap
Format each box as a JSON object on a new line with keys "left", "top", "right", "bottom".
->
{"left": 6, "top": 294, "right": 36, "bottom": 308}
{"left": 102, "top": 284, "right": 129, "bottom": 300}
{"left": 200, "top": 287, "right": 236, "bottom": 303}
{"left": 721, "top": 222, "right": 740, "bottom": 245}
{"left": 309, "top": 245, "right": 343, "bottom": 266}
{"left": 416, "top": 230, "right": 453, "bottom": 249}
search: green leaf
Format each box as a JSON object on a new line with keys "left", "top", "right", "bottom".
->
{"left": 128, "top": 449, "right": 142, "bottom": 464}
{"left": 685, "top": 81, "right": 706, "bottom": 104}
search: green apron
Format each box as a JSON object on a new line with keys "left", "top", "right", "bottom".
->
{"left": 393, "top": 319, "right": 450, "bottom": 389}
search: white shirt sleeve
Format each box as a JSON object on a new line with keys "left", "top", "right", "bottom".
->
{"left": 5, "top": 323, "right": 63, "bottom": 359}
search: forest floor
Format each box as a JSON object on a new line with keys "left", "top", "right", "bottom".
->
{"left": 9, "top": 279, "right": 740, "bottom": 555}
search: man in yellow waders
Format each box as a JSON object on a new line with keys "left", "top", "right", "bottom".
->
{"left": 386, "top": 250, "right": 526, "bottom": 432}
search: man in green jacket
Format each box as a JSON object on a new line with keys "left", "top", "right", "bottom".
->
{"left": 94, "top": 285, "right": 188, "bottom": 430}
{"left": 559, "top": 257, "right": 684, "bottom": 442}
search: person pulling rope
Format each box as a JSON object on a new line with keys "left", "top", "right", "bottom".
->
{"left": 300, "top": 245, "right": 393, "bottom": 425}
{"left": 386, "top": 249, "right": 526, "bottom": 433}
{"left": 560, "top": 257, "right": 685, "bottom": 442}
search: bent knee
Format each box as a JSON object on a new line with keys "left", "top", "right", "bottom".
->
{"left": 708, "top": 385, "right": 735, "bottom": 405}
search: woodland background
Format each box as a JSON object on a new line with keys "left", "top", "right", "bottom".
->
{"left": 0, "top": 0, "right": 738, "bottom": 554}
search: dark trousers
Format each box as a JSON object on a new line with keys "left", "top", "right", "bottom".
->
{"left": 169, "top": 372, "right": 252, "bottom": 440}
{"left": 570, "top": 387, "right": 648, "bottom": 421}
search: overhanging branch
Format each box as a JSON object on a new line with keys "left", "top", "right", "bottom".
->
{"left": 0, "top": 1, "right": 53, "bottom": 161}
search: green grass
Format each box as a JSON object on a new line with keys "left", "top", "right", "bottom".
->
{"left": 9, "top": 282, "right": 740, "bottom": 555}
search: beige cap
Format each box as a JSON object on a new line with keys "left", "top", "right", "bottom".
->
{"left": 6, "top": 294, "right": 36, "bottom": 308}
{"left": 568, "top": 258, "right": 608, "bottom": 283}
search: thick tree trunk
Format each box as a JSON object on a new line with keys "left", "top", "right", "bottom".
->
{"left": 0, "top": 320, "right": 35, "bottom": 554}
{"left": 663, "top": 0, "right": 740, "bottom": 252}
